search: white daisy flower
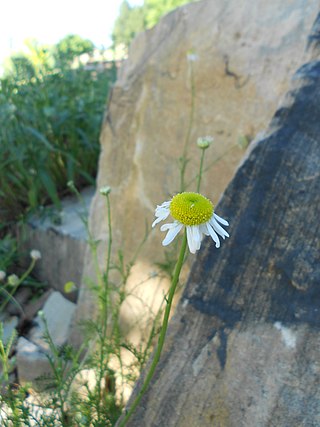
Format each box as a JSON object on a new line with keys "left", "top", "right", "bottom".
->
{"left": 152, "top": 192, "right": 229, "bottom": 254}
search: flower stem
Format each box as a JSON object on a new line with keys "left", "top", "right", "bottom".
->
{"left": 196, "top": 148, "right": 205, "bottom": 193}
{"left": 180, "top": 59, "right": 195, "bottom": 192}
{"left": 118, "top": 231, "right": 188, "bottom": 427}
{"left": 0, "top": 259, "right": 36, "bottom": 313}
{"left": 103, "top": 193, "right": 112, "bottom": 334}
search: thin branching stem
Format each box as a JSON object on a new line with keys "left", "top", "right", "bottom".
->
{"left": 180, "top": 58, "right": 196, "bottom": 192}
{"left": 0, "top": 259, "right": 36, "bottom": 313}
{"left": 96, "top": 192, "right": 112, "bottom": 421}
{"left": 103, "top": 193, "right": 112, "bottom": 337}
{"left": 118, "top": 230, "right": 187, "bottom": 427}
{"left": 196, "top": 148, "right": 205, "bottom": 193}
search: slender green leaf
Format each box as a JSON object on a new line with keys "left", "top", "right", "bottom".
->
{"left": 38, "top": 169, "right": 61, "bottom": 208}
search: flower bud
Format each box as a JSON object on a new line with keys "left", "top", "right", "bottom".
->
{"left": 8, "top": 274, "right": 19, "bottom": 286}
{"left": 100, "top": 186, "right": 111, "bottom": 196}
{"left": 187, "top": 50, "right": 198, "bottom": 62}
{"left": 30, "top": 249, "right": 41, "bottom": 261}
{"left": 197, "top": 136, "right": 213, "bottom": 149}
{"left": 0, "top": 270, "right": 6, "bottom": 281}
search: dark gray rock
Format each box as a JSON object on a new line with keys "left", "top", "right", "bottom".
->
{"left": 120, "top": 13, "right": 320, "bottom": 427}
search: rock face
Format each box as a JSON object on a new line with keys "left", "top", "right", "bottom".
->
{"left": 118, "top": 13, "right": 320, "bottom": 427}
{"left": 72, "top": 0, "right": 319, "bottom": 344}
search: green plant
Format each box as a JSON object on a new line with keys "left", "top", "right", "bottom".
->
{"left": 0, "top": 37, "right": 117, "bottom": 224}
{"left": 0, "top": 182, "right": 164, "bottom": 426}
{"left": 0, "top": 234, "right": 17, "bottom": 272}
{"left": 0, "top": 249, "right": 42, "bottom": 314}
{"left": 0, "top": 325, "right": 16, "bottom": 384}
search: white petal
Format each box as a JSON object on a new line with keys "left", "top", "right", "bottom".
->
{"left": 152, "top": 215, "right": 166, "bottom": 227}
{"left": 206, "top": 222, "right": 220, "bottom": 248}
{"left": 200, "top": 223, "right": 210, "bottom": 236}
{"left": 154, "top": 207, "right": 170, "bottom": 218}
{"left": 186, "top": 227, "right": 196, "bottom": 253}
{"left": 213, "top": 213, "right": 229, "bottom": 226}
{"left": 186, "top": 225, "right": 202, "bottom": 254}
{"left": 160, "top": 200, "right": 171, "bottom": 208}
{"left": 162, "top": 223, "right": 183, "bottom": 246}
{"left": 152, "top": 209, "right": 170, "bottom": 228}
{"left": 160, "top": 221, "right": 179, "bottom": 231}
{"left": 210, "top": 216, "right": 229, "bottom": 239}
{"left": 194, "top": 226, "right": 202, "bottom": 251}
{"left": 155, "top": 206, "right": 169, "bottom": 215}
{"left": 154, "top": 201, "right": 170, "bottom": 214}
{"left": 156, "top": 200, "right": 171, "bottom": 209}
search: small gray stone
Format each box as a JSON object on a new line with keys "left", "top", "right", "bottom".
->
{"left": 17, "top": 186, "right": 94, "bottom": 299}
{"left": 21, "top": 289, "right": 52, "bottom": 323}
{"left": 1, "top": 316, "right": 18, "bottom": 345}
{"left": 15, "top": 292, "right": 76, "bottom": 389}
{"left": 29, "top": 291, "right": 76, "bottom": 352}
{"left": 16, "top": 337, "right": 50, "bottom": 387}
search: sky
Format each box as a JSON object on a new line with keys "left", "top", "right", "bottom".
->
{"left": 0, "top": 0, "right": 143, "bottom": 66}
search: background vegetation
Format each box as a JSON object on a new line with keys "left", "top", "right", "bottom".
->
{"left": 112, "top": 0, "right": 197, "bottom": 50}
{"left": 0, "top": 35, "right": 116, "bottom": 227}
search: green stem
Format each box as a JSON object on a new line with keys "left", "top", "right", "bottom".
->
{"left": 0, "top": 341, "right": 8, "bottom": 381}
{"left": 97, "top": 193, "right": 112, "bottom": 421}
{"left": 118, "top": 231, "right": 188, "bottom": 427}
{"left": 103, "top": 193, "right": 112, "bottom": 335}
{"left": 0, "top": 259, "right": 36, "bottom": 313}
{"left": 180, "top": 60, "right": 195, "bottom": 192}
{"left": 196, "top": 148, "right": 205, "bottom": 193}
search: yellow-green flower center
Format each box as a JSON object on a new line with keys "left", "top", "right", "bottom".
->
{"left": 170, "top": 192, "right": 214, "bottom": 226}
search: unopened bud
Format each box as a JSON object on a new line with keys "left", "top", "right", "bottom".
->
{"left": 100, "top": 186, "right": 111, "bottom": 196}
{"left": 197, "top": 136, "right": 213, "bottom": 149}
{"left": 8, "top": 274, "right": 19, "bottom": 287}
{"left": 187, "top": 50, "right": 198, "bottom": 62}
{"left": 30, "top": 249, "right": 41, "bottom": 261}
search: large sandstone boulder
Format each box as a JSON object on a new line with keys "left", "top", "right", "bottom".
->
{"left": 71, "top": 0, "right": 319, "bottom": 346}
{"left": 117, "top": 13, "right": 320, "bottom": 427}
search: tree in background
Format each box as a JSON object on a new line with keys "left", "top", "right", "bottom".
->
{"left": 112, "top": 1, "right": 146, "bottom": 51}
{"left": 144, "top": 0, "right": 193, "bottom": 27}
{"left": 3, "top": 35, "right": 95, "bottom": 79}
{"left": 112, "top": 0, "right": 195, "bottom": 51}
{"left": 53, "top": 34, "right": 95, "bottom": 66}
